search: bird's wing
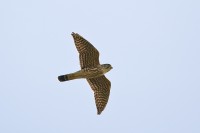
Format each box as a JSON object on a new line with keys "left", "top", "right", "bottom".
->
{"left": 71, "top": 32, "right": 100, "bottom": 69}
{"left": 87, "top": 75, "right": 111, "bottom": 115}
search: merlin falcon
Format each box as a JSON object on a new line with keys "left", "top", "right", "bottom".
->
{"left": 58, "top": 32, "right": 112, "bottom": 115}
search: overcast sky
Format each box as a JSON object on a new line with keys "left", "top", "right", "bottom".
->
{"left": 1, "top": 0, "right": 200, "bottom": 133}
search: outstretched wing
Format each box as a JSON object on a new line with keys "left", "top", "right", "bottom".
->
{"left": 71, "top": 32, "right": 100, "bottom": 69}
{"left": 87, "top": 75, "right": 111, "bottom": 115}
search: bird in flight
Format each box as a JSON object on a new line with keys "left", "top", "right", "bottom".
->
{"left": 58, "top": 32, "right": 112, "bottom": 115}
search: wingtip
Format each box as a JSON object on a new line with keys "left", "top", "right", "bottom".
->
{"left": 97, "top": 109, "right": 102, "bottom": 115}
{"left": 97, "top": 112, "right": 101, "bottom": 115}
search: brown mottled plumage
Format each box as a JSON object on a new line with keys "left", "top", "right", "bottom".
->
{"left": 58, "top": 32, "right": 112, "bottom": 115}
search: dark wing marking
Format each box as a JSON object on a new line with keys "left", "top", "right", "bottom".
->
{"left": 87, "top": 75, "right": 111, "bottom": 115}
{"left": 71, "top": 32, "right": 100, "bottom": 69}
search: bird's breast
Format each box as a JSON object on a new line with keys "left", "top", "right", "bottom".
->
{"left": 80, "top": 67, "right": 104, "bottom": 78}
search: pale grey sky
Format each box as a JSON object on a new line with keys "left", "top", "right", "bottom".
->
{"left": 0, "top": 0, "right": 200, "bottom": 133}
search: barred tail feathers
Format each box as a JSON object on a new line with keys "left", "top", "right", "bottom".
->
{"left": 58, "top": 70, "right": 84, "bottom": 82}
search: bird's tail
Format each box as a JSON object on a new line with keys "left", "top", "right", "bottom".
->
{"left": 58, "top": 75, "right": 69, "bottom": 82}
{"left": 58, "top": 70, "right": 83, "bottom": 82}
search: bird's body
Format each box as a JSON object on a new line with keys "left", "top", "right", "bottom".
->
{"left": 58, "top": 32, "right": 112, "bottom": 115}
{"left": 59, "top": 64, "right": 112, "bottom": 81}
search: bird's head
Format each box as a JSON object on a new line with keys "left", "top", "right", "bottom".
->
{"left": 101, "top": 64, "right": 113, "bottom": 73}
